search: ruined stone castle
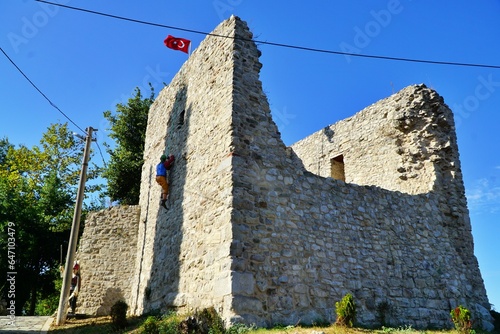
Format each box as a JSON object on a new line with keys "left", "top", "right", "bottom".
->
{"left": 75, "top": 16, "right": 493, "bottom": 329}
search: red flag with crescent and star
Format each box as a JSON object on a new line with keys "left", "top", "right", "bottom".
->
{"left": 164, "top": 35, "right": 191, "bottom": 54}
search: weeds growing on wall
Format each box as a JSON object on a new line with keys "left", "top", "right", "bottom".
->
{"left": 335, "top": 293, "right": 357, "bottom": 328}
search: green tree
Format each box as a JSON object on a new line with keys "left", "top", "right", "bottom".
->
{"left": 103, "top": 86, "right": 154, "bottom": 204}
{"left": 0, "top": 123, "right": 100, "bottom": 315}
{"left": 0, "top": 137, "right": 13, "bottom": 164}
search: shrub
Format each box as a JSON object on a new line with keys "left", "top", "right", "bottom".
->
{"left": 199, "top": 307, "right": 225, "bottom": 334}
{"left": 158, "top": 311, "right": 182, "bottom": 334}
{"left": 450, "top": 305, "right": 473, "bottom": 334}
{"left": 158, "top": 319, "right": 180, "bottom": 334}
{"left": 179, "top": 315, "right": 201, "bottom": 334}
{"left": 178, "top": 307, "right": 225, "bottom": 334}
{"left": 141, "top": 315, "right": 160, "bottom": 334}
{"left": 335, "top": 293, "right": 356, "bottom": 327}
{"left": 110, "top": 300, "right": 128, "bottom": 329}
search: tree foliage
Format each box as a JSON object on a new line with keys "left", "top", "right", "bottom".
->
{"left": 0, "top": 123, "right": 100, "bottom": 315}
{"left": 103, "top": 86, "right": 154, "bottom": 205}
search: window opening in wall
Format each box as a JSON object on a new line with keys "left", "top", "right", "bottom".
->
{"left": 330, "top": 155, "right": 345, "bottom": 181}
{"left": 177, "top": 110, "right": 185, "bottom": 129}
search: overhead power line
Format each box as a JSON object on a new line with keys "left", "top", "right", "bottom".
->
{"left": 95, "top": 140, "right": 108, "bottom": 169}
{"left": 0, "top": 46, "right": 87, "bottom": 135}
{"left": 36, "top": 0, "right": 500, "bottom": 70}
{"left": 1, "top": 46, "right": 109, "bottom": 167}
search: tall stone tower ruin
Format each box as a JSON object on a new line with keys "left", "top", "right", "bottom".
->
{"left": 76, "top": 16, "right": 492, "bottom": 329}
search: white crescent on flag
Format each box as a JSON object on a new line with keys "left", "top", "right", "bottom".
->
{"left": 164, "top": 35, "right": 191, "bottom": 54}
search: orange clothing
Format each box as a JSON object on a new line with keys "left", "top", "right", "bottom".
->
{"left": 156, "top": 175, "right": 169, "bottom": 195}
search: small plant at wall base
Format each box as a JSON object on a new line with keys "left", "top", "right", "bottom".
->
{"left": 110, "top": 300, "right": 128, "bottom": 329}
{"left": 335, "top": 293, "right": 357, "bottom": 327}
{"left": 140, "top": 315, "right": 160, "bottom": 334}
{"left": 178, "top": 307, "right": 225, "bottom": 334}
{"left": 450, "top": 305, "right": 473, "bottom": 334}
{"left": 158, "top": 312, "right": 182, "bottom": 334}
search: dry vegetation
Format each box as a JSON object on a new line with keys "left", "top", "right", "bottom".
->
{"left": 48, "top": 315, "right": 143, "bottom": 333}
{"left": 46, "top": 316, "right": 474, "bottom": 334}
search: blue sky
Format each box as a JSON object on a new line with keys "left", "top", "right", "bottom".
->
{"left": 1, "top": 1, "right": 499, "bottom": 312}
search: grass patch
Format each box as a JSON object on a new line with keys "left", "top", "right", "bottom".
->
{"left": 47, "top": 318, "right": 490, "bottom": 334}
{"left": 47, "top": 314, "right": 498, "bottom": 334}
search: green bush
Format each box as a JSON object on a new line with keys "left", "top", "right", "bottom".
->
{"left": 141, "top": 315, "right": 160, "bottom": 334}
{"left": 110, "top": 300, "right": 128, "bottom": 329}
{"left": 178, "top": 307, "right": 225, "bottom": 334}
{"left": 139, "top": 308, "right": 253, "bottom": 334}
{"left": 158, "top": 320, "right": 180, "bottom": 334}
{"left": 450, "top": 305, "right": 473, "bottom": 334}
{"left": 335, "top": 293, "right": 357, "bottom": 327}
{"left": 200, "top": 307, "right": 225, "bottom": 334}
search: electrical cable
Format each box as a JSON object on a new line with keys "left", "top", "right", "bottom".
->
{"left": 0, "top": 46, "right": 87, "bottom": 135}
{"left": 0, "top": 47, "right": 109, "bottom": 167}
{"left": 35, "top": 0, "right": 500, "bottom": 70}
{"left": 94, "top": 140, "right": 108, "bottom": 169}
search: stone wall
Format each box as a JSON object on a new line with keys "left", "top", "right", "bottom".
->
{"left": 76, "top": 205, "right": 140, "bottom": 315}
{"left": 230, "top": 82, "right": 490, "bottom": 327}
{"left": 76, "top": 15, "right": 492, "bottom": 330}
{"left": 292, "top": 85, "right": 453, "bottom": 195}
{"left": 129, "top": 16, "right": 238, "bottom": 316}
{"left": 289, "top": 85, "right": 487, "bottom": 325}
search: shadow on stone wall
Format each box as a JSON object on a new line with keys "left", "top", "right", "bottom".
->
{"left": 142, "top": 85, "right": 190, "bottom": 312}
{"left": 96, "top": 287, "right": 126, "bottom": 316}
{"left": 131, "top": 165, "right": 152, "bottom": 315}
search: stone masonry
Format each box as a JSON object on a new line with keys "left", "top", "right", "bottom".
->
{"left": 76, "top": 16, "right": 492, "bottom": 329}
{"left": 75, "top": 205, "right": 140, "bottom": 315}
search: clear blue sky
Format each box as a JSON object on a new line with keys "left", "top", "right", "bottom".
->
{"left": 1, "top": 1, "right": 499, "bottom": 312}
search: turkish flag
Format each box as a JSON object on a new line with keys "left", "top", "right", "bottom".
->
{"left": 164, "top": 35, "right": 191, "bottom": 54}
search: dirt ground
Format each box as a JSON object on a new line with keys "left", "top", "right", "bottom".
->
{"left": 48, "top": 315, "right": 143, "bottom": 333}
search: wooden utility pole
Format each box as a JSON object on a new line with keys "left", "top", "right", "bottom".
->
{"left": 56, "top": 127, "right": 96, "bottom": 326}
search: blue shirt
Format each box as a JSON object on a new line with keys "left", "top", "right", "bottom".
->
{"left": 156, "top": 162, "right": 167, "bottom": 176}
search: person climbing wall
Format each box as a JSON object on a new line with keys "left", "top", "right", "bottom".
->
{"left": 156, "top": 154, "right": 175, "bottom": 209}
